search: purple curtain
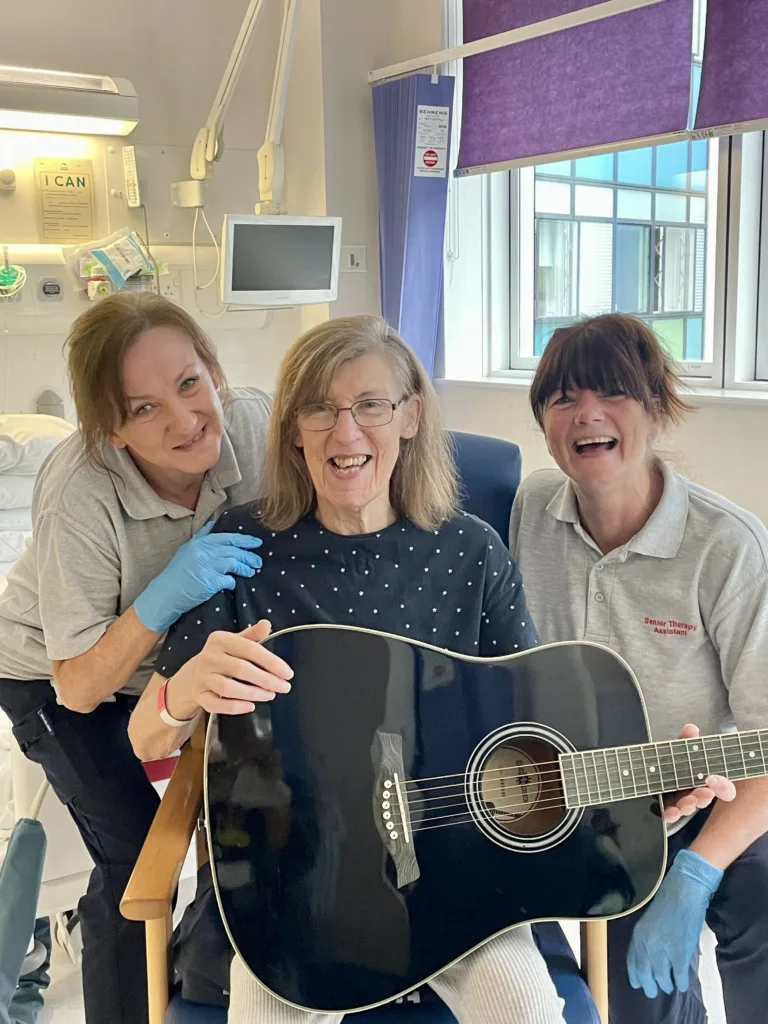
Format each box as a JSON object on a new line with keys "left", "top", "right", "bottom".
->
{"left": 373, "top": 74, "right": 455, "bottom": 376}
{"left": 457, "top": 0, "right": 692, "bottom": 174}
{"left": 694, "top": 0, "right": 768, "bottom": 134}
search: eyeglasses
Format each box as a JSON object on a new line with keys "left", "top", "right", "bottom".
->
{"left": 296, "top": 398, "right": 403, "bottom": 431}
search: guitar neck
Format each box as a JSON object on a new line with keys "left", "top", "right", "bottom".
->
{"left": 559, "top": 729, "right": 768, "bottom": 809}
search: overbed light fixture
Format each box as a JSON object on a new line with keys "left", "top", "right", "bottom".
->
{"left": 0, "top": 65, "right": 139, "bottom": 136}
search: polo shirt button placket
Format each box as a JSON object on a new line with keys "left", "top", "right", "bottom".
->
{"left": 585, "top": 560, "right": 610, "bottom": 640}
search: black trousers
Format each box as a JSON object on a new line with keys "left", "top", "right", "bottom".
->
{"left": 0, "top": 678, "right": 160, "bottom": 1024}
{"left": 608, "top": 805, "right": 768, "bottom": 1023}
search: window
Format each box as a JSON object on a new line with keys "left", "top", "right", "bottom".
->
{"left": 522, "top": 141, "right": 717, "bottom": 366}
{"left": 442, "top": 0, "right": 768, "bottom": 391}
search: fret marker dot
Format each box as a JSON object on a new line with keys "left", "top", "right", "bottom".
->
{"left": 698, "top": 773, "right": 704, "bottom": 780}
{"left": 692, "top": 744, "right": 699, "bottom": 751}
{"left": 750, "top": 751, "right": 756, "bottom": 757}
{"left": 649, "top": 766, "right": 656, "bottom": 773}
{"left": 623, "top": 770, "right": 629, "bottom": 776}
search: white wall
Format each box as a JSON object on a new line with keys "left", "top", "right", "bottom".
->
{"left": 0, "top": 0, "right": 312, "bottom": 417}
{"left": 0, "top": 0, "right": 445, "bottom": 418}
{"left": 0, "top": 0, "right": 416, "bottom": 415}
{"left": 438, "top": 380, "right": 768, "bottom": 523}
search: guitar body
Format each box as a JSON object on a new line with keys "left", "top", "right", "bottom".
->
{"left": 204, "top": 625, "right": 666, "bottom": 1013}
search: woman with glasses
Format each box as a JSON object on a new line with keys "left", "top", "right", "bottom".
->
{"left": 128, "top": 315, "right": 568, "bottom": 1023}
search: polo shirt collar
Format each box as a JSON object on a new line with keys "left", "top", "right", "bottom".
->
{"left": 547, "top": 478, "right": 580, "bottom": 525}
{"left": 207, "top": 425, "right": 242, "bottom": 495}
{"left": 101, "top": 415, "right": 243, "bottom": 523}
{"left": 545, "top": 462, "right": 688, "bottom": 559}
{"left": 628, "top": 463, "right": 688, "bottom": 558}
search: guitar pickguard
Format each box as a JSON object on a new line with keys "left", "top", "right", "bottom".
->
{"left": 373, "top": 730, "right": 421, "bottom": 889}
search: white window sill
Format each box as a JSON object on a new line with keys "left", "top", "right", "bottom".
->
{"left": 437, "top": 376, "right": 768, "bottom": 407}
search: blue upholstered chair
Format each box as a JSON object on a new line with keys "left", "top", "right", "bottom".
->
{"left": 122, "top": 431, "right": 605, "bottom": 1024}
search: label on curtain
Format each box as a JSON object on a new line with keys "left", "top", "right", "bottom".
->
{"left": 414, "top": 106, "right": 449, "bottom": 178}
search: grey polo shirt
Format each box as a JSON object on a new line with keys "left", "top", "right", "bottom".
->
{"left": 509, "top": 464, "right": 768, "bottom": 742}
{"left": 0, "top": 388, "right": 272, "bottom": 694}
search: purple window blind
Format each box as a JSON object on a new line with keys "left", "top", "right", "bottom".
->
{"left": 694, "top": 0, "right": 768, "bottom": 134}
{"left": 457, "top": 0, "right": 692, "bottom": 174}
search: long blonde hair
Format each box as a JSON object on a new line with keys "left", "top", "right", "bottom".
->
{"left": 261, "top": 316, "right": 458, "bottom": 531}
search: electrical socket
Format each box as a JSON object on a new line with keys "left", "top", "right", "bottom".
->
{"left": 159, "top": 275, "right": 181, "bottom": 303}
{"left": 341, "top": 246, "right": 367, "bottom": 272}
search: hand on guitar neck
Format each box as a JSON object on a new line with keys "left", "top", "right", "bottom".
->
{"left": 663, "top": 723, "right": 737, "bottom": 825}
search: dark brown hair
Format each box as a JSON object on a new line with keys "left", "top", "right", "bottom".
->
{"left": 66, "top": 292, "right": 227, "bottom": 461}
{"left": 261, "top": 315, "right": 458, "bottom": 531}
{"left": 529, "top": 314, "right": 692, "bottom": 428}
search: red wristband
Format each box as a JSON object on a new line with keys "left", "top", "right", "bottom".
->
{"left": 157, "top": 679, "right": 196, "bottom": 728}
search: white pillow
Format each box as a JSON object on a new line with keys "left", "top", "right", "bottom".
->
{"left": 0, "top": 414, "right": 75, "bottom": 476}
{"left": 0, "top": 507, "right": 32, "bottom": 530}
{"left": 0, "top": 476, "right": 35, "bottom": 511}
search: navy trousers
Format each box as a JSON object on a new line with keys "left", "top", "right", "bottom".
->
{"left": 608, "top": 806, "right": 768, "bottom": 1023}
{"left": 0, "top": 678, "right": 159, "bottom": 1024}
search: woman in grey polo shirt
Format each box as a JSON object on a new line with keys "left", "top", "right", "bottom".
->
{"left": 510, "top": 314, "right": 768, "bottom": 1024}
{"left": 0, "top": 292, "right": 272, "bottom": 1024}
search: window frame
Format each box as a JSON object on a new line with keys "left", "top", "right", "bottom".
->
{"left": 441, "top": 0, "right": 768, "bottom": 394}
{"left": 494, "top": 137, "right": 728, "bottom": 383}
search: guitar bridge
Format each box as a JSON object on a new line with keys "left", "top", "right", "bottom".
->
{"left": 374, "top": 730, "right": 420, "bottom": 889}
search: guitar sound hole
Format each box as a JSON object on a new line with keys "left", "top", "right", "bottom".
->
{"left": 480, "top": 739, "right": 566, "bottom": 837}
{"left": 466, "top": 723, "right": 582, "bottom": 852}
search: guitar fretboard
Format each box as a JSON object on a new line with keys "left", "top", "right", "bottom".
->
{"left": 559, "top": 730, "right": 768, "bottom": 809}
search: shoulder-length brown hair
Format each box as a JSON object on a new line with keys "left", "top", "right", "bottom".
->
{"left": 529, "top": 313, "right": 692, "bottom": 428}
{"left": 261, "top": 316, "right": 458, "bottom": 532}
{"left": 66, "top": 291, "right": 228, "bottom": 462}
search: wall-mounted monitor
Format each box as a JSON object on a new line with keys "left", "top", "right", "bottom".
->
{"left": 220, "top": 214, "right": 342, "bottom": 306}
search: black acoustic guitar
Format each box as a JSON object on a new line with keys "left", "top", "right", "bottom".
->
{"left": 203, "top": 624, "right": 766, "bottom": 1013}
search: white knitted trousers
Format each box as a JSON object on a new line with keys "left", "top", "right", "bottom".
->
{"left": 227, "top": 925, "right": 567, "bottom": 1024}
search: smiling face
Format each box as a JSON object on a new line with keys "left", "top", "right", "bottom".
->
{"left": 542, "top": 386, "right": 660, "bottom": 491}
{"left": 296, "top": 352, "right": 421, "bottom": 532}
{"left": 110, "top": 326, "right": 225, "bottom": 481}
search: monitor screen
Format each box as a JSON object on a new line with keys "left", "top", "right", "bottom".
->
{"left": 231, "top": 223, "right": 335, "bottom": 294}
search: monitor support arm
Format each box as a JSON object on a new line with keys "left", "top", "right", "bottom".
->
{"left": 176, "top": 0, "right": 301, "bottom": 212}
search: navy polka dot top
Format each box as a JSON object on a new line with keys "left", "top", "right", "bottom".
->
{"left": 156, "top": 507, "right": 538, "bottom": 678}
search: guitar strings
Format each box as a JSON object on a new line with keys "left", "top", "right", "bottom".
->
{"left": 397, "top": 794, "right": 570, "bottom": 829}
{"left": 405, "top": 774, "right": 607, "bottom": 810}
{"left": 399, "top": 734, "right": 757, "bottom": 792}
{"left": 402, "top": 754, "right": 722, "bottom": 808}
{"left": 397, "top": 747, "right": 740, "bottom": 804}
{"left": 391, "top": 778, "right": 716, "bottom": 827}
{"left": 391, "top": 782, "right": 713, "bottom": 832}
{"left": 392, "top": 757, "right": 734, "bottom": 824}
{"left": 403, "top": 756, "right": 712, "bottom": 799}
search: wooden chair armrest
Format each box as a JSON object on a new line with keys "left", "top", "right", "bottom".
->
{"left": 121, "top": 722, "right": 205, "bottom": 922}
{"left": 581, "top": 920, "right": 609, "bottom": 1024}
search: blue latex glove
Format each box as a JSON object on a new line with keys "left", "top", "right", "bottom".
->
{"left": 627, "top": 848, "right": 723, "bottom": 998}
{"left": 134, "top": 522, "right": 263, "bottom": 633}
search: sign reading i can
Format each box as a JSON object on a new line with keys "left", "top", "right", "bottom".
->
{"left": 35, "top": 158, "right": 95, "bottom": 242}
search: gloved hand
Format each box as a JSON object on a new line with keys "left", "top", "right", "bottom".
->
{"left": 134, "top": 522, "right": 263, "bottom": 633}
{"left": 627, "top": 848, "right": 723, "bottom": 998}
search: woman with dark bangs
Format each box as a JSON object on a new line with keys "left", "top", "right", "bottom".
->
{"left": 509, "top": 313, "right": 768, "bottom": 1023}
